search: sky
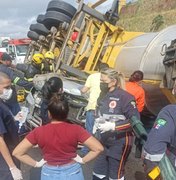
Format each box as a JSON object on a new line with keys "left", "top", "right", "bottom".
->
{"left": 0, "top": 0, "right": 132, "bottom": 38}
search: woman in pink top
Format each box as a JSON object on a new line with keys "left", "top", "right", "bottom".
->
{"left": 13, "top": 93, "right": 103, "bottom": 180}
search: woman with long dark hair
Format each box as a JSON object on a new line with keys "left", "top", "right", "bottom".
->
{"left": 40, "top": 76, "right": 63, "bottom": 124}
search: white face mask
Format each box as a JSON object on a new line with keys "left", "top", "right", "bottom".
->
{"left": 0, "top": 88, "right": 13, "bottom": 101}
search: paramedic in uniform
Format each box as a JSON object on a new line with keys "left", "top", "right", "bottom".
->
{"left": 143, "top": 104, "right": 176, "bottom": 175}
{"left": 0, "top": 72, "right": 22, "bottom": 180}
{"left": 0, "top": 52, "right": 32, "bottom": 115}
{"left": 93, "top": 68, "right": 140, "bottom": 180}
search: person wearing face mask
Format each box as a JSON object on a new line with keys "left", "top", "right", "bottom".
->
{"left": 0, "top": 72, "right": 23, "bottom": 180}
{"left": 92, "top": 68, "right": 141, "bottom": 180}
{"left": 0, "top": 52, "right": 33, "bottom": 118}
{"left": 80, "top": 62, "right": 109, "bottom": 155}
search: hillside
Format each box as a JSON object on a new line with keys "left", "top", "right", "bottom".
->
{"left": 118, "top": 0, "right": 176, "bottom": 32}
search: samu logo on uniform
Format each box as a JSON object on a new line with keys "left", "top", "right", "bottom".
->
{"left": 153, "top": 119, "right": 167, "bottom": 129}
{"left": 109, "top": 100, "right": 117, "bottom": 113}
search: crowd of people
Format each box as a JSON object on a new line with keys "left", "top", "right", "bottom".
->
{"left": 0, "top": 51, "right": 176, "bottom": 180}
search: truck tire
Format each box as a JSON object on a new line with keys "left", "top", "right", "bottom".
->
{"left": 47, "top": 0, "right": 76, "bottom": 18}
{"left": 30, "top": 23, "right": 49, "bottom": 36}
{"left": 43, "top": 11, "right": 71, "bottom": 29}
{"left": 36, "top": 14, "right": 45, "bottom": 23}
{"left": 27, "top": 31, "right": 39, "bottom": 41}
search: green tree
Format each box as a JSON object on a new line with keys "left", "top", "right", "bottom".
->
{"left": 150, "top": 15, "right": 164, "bottom": 32}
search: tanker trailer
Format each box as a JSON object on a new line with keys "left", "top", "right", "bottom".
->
{"left": 114, "top": 25, "right": 176, "bottom": 129}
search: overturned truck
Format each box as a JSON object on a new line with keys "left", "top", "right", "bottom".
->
{"left": 23, "top": 0, "right": 176, "bottom": 130}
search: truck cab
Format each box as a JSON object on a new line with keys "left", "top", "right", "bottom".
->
{"left": 7, "top": 38, "right": 31, "bottom": 64}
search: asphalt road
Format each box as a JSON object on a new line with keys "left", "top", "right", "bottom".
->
{"left": 21, "top": 145, "right": 145, "bottom": 180}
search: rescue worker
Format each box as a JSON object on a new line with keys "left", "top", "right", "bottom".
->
{"left": 143, "top": 104, "right": 176, "bottom": 179}
{"left": 126, "top": 70, "right": 145, "bottom": 113}
{"left": 0, "top": 72, "right": 22, "bottom": 180}
{"left": 92, "top": 68, "right": 140, "bottom": 180}
{"left": 16, "top": 53, "right": 44, "bottom": 82}
{"left": 0, "top": 52, "right": 33, "bottom": 94}
{"left": 81, "top": 63, "right": 109, "bottom": 155}
{"left": 41, "top": 51, "right": 55, "bottom": 73}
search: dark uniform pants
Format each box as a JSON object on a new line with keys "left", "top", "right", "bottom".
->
{"left": 93, "top": 132, "right": 133, "bottom": 179}
{"left": 0, "top": 153, "right": 20, "bottom": 180}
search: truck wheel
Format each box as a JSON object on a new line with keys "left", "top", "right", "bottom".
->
{"left": 43, "top": 11, "right": 71, "bottom": 29}
{"left": 47, "top": 0, "right": 76, "bottom": 18}
{"left": 36, "top": 14, "right": 45, "bottom": 23}
{"left": 27, "top": 31, "right": 39, "bottom": 41}
{"left": 30, "top": 23, "right": 49, "bottom": 36}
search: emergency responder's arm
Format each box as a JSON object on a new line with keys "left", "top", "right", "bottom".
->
{"left": 143, "top": 116, "right": 174, "bottom": 164}
{"left": 122, "top": 98, "right": 140, "bottom": 120}
{"left": 143, "top": 118, "right": 175, "bottom": 178}
{"left": 120, "top": 96, "right": 141, "bottom": 131}
{"left": 16, "top": 79, "right": 34, "bottom": 93}
{"left": 16, "top": 63, "right": 28, "bottom": 73}
{"left": 8, "top": 68, "right": 33, "bottom": 93}
{"left": 0, "top": 135, "right": 16, "bottom": 168}
{"left": 98, "top": 119, "right": 131, "bottom": 133}
{"left": 114, "top": 119, "right": 131, "bottom": 131}
{"left": 97, "top": 97, "right": 139, "bottom": 134}
{"left": 121, "top": 98, "right": 147, "bottom": 141}
{"left": 0, "top": 135, "right": 23, "bottom": 179}
{"left": 14, "top": 78, "right": 33, "bottom": 93}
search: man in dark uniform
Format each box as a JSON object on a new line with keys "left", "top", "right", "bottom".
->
{"left": 0, "top": 72, "right": 22, "bottom": 180}
{"left": 0, "top": 52, "right": 33, "bottom": 93}
{"left": 15, "top": 53, "right": 44, "bottom": 82}
{"left": 0, "top": 52, "right": 33, "bottom": 116}
{"left": 143, "top": 104, "right": 176, "bottom": 178}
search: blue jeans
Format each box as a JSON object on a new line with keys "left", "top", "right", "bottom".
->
{"left": 41, "top": 163, "right": 84, "bottom": 180}
{"left": 81, "top": 110, "right": 95, "bottom": 155}
{"left": 85, "top": 110, "right": 95, "bottom": 134}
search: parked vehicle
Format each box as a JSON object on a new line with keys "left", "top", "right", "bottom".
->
{"left": 7, "top": 38, "right": 31, "bottom": 64}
